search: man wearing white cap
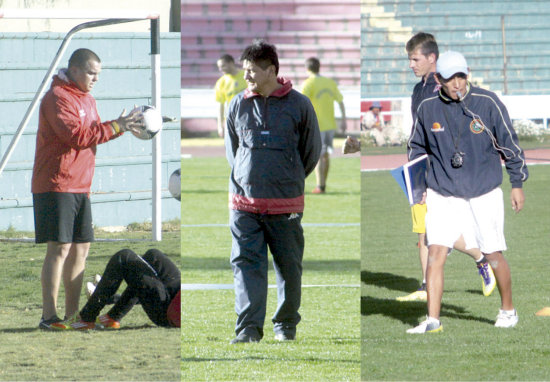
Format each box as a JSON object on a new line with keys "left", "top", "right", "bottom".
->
{"left": 400, "top": 33, "right": 495, "bottom": 304}
{"left": 406, "top": 50, "right": 528, "bottom": 333}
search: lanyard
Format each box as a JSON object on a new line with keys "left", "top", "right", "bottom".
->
{"left": 441, "top": 101, "right": 462, "bottom": 152}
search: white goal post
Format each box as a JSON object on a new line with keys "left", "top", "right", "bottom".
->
{"left": 0, "top": 9, "right": 164, "bottom": 241}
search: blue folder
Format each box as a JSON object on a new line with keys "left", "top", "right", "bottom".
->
{"left": 390, "top": 154, "right": 430, "bottom": 205}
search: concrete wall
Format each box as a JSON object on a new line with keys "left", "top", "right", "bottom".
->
{"left": 0, "top": 31, "right": 181, "bottom": 230}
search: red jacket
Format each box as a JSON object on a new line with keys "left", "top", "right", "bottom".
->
{"left": 32, "top": 70, "right": 121, "bottom": 194}
{"left": 166, "top": 290, "right": 181, "bottom": 328}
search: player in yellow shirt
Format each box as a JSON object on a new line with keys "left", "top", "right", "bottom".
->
{"left": 301, "top": 57, "right": 346, "bottom": 194}
{"left": 215, "top": 54, "right": 247, "bottom": 137}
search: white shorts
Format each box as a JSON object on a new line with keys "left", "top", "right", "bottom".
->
{"left": 425, "top": 187, "right": 506, "bottom": 254}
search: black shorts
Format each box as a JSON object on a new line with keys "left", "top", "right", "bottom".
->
{"left": 33, "top": 192, "right": 94, "bottom": 244}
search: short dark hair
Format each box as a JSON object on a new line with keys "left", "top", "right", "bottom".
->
{"left": 305, "top": 57, "right": 320, "bottom": 74}
{"left": 240, "top": 40, "right": 279, "bottom": 75}
{"left": 68, "top": 48, "right": 101, "bottom": 69}
{"left": 406, "top": 32, "right": 439, "bottom": 60}
{"left": 218, "top": 54, "right": 235, "bottom": 64}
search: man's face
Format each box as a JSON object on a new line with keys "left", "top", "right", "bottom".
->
{"left": 408, "top": 48, "right": 436, "bottom": 78}
{"left": 439, "top": 73, "right": 468, "bottom": 100}
{"left": 217, "top": 59, "right": 234, "bottom": 75}
{"left": 371, "top": 107, "right": 380, "bottom": 115}
{"left": 242, "top": 59, "right": 274, "bottom": 94}
{"left": 70, "top": 60, "right": 101, "bottom": 93}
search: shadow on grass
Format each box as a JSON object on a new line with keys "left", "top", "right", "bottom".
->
{"left": 361, "top": 271, "right": 495, "bottom": 326}
{"left": 361, "top": 270, "right": 420, "bottom": 293}
{"left": 465, "top": 289, "right": 484, "bottom": 296}
{"left": 303, "top": 259, "right": 360, "bottom": 272}
{"left": 361, "top": 296, "right": 494, "bottom": 326}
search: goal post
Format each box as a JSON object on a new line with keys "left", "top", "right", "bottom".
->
{"left": 0, "top": 9, "right": 164, "bottom": 241}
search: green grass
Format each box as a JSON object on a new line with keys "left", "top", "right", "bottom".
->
{"left": 0, "top": 232, "right": 180, "bottom": 381}
{"left": 361, "top": 164, "right": 550, "bottom": 380}
{"left": 182, "top": 156, "right": 360, "bottom": 381}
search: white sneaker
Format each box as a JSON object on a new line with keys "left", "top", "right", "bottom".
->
{"left": 94, "top": 274, "right": 102, "bottom": 284}
{"left": 494, "top": 309, "right": 518, "bottom": 328}
{"left": 406, "top": 316, "right": 443, "bottom": 334}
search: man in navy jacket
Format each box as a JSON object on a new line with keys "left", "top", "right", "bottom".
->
{"left": 225, "top": 40, "right": 321, "bottom": 344}
{"left": 407, "top": 51, "right": 528, "bottom": 333}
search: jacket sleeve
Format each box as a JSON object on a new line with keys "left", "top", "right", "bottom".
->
{"left": 491, "top": 96, "right": 529, "bottom": 187}
{"left": 298, "top": 97, "right": 321, "bottom": 177}
{"left": 407, "top": 106, "right": 428, "bottom": 161}
{"left": 43, "top": 92, "right": 117, "bottom": 150}
{"left": 224, "top": 96, "right": 239, "bottom": 168}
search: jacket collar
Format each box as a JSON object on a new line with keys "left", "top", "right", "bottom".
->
{"left": 439, "top": 82, "right": 471, "bottom": 102}
{"left": 244, "top": 77, "right": 293, "bottom": 99}
{"left": 52, "top": 68, "right": 87, "bottom": 95}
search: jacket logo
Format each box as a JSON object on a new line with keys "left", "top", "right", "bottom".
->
{"left": 431, "top": 122, "right": 444, "bottom": 132}
{"left": 79, "top": 109, "right": 86, "bottom": 119}
{"left": 470, "top": 119, "right": 484, "bottom": 134}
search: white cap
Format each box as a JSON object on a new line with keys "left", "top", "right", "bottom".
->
{"left": 437, "top": 51, "right": 468, "bottom": 79}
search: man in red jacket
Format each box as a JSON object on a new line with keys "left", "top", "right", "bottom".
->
{"left": 32, "top": 48, "right": 142, "bottom": 330}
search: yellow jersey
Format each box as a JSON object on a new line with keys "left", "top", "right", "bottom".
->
{"left": 215, "top": 70, "right": 247, "bottom": 106}
{"left": 301, "top": 74, "right": 343, "bottom": 132}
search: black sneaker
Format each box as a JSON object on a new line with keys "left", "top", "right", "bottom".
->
{"left": 230, "top": 328, "right": 261, "bottom": 344}
{"left": 39, "top": 316, "right": 63, "bottom": 330}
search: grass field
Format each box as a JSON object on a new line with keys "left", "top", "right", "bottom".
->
{"left": 0, "top": 231, "right": 180, "bottom": 381}
{"left": 361, "top": 164, "right": 550, "bottom": 380}
{"left": 182, "top": 155, "right": 361, "bottom": 381}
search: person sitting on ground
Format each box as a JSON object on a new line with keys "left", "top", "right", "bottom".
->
{"left": 52, "top": 248, "right": 180, "bottom": 330}
{"left": 362, "top": 101, "right": 401, "bottom": 146}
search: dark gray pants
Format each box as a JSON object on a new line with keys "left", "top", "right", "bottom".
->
{"left": 230, "top": 210, "right": 304, "bottom": 338}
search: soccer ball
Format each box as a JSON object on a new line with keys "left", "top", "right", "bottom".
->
{"left": 168, "top": 168, "right": 181, "bottom": 201}
{"left": 131, "top": 105, "right": 162, "bottom": 140}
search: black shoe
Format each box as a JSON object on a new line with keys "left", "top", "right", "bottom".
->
{"left": 274, "top": 332, "right": 296, "bottom": 341}
{"left": 39, "top": 316, "right": 62, "bottom": 330}
{"left": 230, "top": 329, "right": 261, "bottom": 344}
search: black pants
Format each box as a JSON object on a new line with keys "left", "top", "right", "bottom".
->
{"left": 80, "top": 249, "right": 180, "bottom": 327}
{"left": 230, "top": 210, "right": 304, "bottom": 338}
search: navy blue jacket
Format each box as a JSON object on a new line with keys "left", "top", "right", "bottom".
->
{"left": 411, "top": 72, "right": 440, "bottom": 124}
{"left": 225, "top": 78, "right": 321, "bottom": 214}
{"left": 408, "top": 84, "right": 528, "bottom": 198}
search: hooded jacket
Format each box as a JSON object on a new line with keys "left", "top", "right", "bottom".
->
{"left": 225, "top": 78, "right": 321, "bottom": 214}
{"left": 32, "top": 69, "right": 121, "bottom": 194}
{"left": 407, "top": 83, "right": 528, "bottom": 198}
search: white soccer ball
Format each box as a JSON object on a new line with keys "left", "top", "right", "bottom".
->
{"left": 168, "top": 168, "right": 181, "bottom": 201}
{"left": 132, "top": 105, "right": 162, "bottom": 140}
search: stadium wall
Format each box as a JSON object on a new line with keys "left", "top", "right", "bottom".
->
{"left": 0, "top": 32, "right": 181, "bottom": 231}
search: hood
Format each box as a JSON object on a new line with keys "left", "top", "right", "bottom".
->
{"left": 51, "top": 68, "right": 86, "bottom": 96}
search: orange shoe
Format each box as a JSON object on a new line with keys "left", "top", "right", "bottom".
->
{"left": 96, "top": 314, "right": 120, "bottom": 329}
{"left": 51, "top": 315, "right": 96, "bottom": 330}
